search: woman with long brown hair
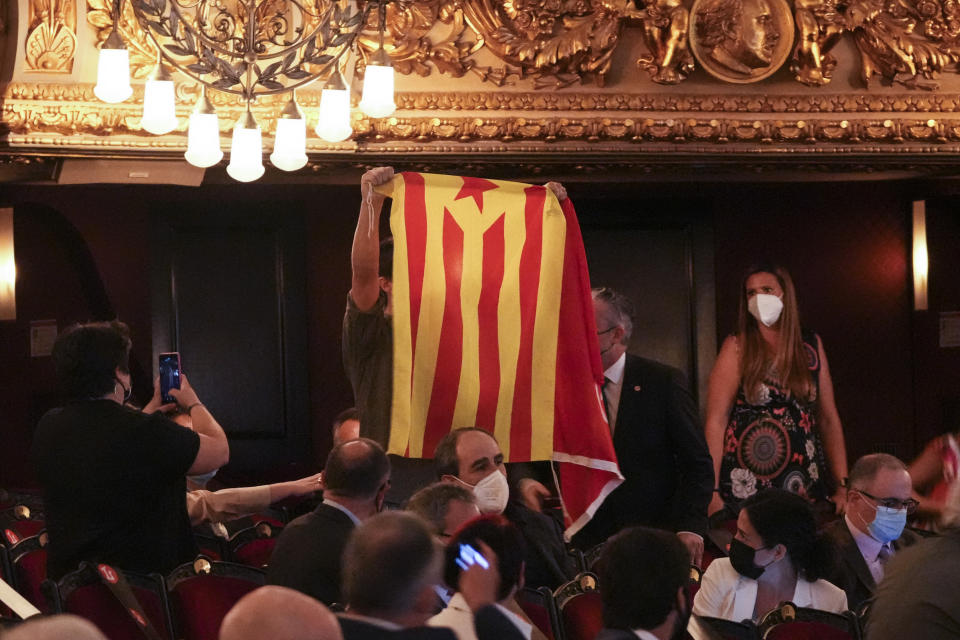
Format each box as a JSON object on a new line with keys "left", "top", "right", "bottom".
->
{"left": 705, "top": 263, "right": 848, "bottom": 517}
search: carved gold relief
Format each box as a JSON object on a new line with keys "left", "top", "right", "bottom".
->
{"left": 26, "top": 0, "right": 78, "bottom": 72}
{"left": 790, "top": 0, "right": 844, "bottom": 85}
{"left": 636, "top": 0, "right": 695, "bottom": 83}
{"left": 690, "top": 0, "right": 794, "bottom": 82}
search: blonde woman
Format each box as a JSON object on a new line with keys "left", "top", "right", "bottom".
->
{"left": 705, "top": 263, "right": 848, "bottom": 516}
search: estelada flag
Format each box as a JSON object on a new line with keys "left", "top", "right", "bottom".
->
{"left": 375, "top": 172, "right": 622, "bottom": 538}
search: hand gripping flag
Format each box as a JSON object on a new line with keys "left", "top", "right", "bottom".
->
{"left": 376, "top": 172, "right": 622, "bottom": 538}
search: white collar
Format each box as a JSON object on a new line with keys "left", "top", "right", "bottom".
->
{"left": 632, "top": 629, "right": 660, "bottom": 640}
{"left": 323, "top": 498, "right": 362, "bottom": 526}
{"left": 604, "top": 352, "right": 626, "bottom": 385}
{"left": 845, "top": 514, "right": 885, "bottom": 563}
{"left": 339, "top": 612, "right": 403, "bottom": 631}
{"left": 446, "top": 593, "right": 532, "bottom": 639}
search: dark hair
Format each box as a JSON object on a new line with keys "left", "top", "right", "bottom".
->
{"left": 52, "top": 321, "right": 132, "bottom": 400}
{"left": 343, "top": 511, "right": 439, "bottom": 616}
{"left": 596, "top": 526, "right": 689, "bottom": 630}
{"left": 591, "top": 286, "right": 634, "bottom": 342}
{"left": 406, "top": 482, "right": 476, "bottom": 536}
{"left": 444, "top": 515, "right": 525, "bottom": 601}
{"left": 741, "top": 489, "right": 835, "bottom": 581}
{"left": 332, "top": 407, "right": 360, "bottom": 439}
{"left": 433, "top": 427, "right": 496, "bottom": 479}
{"left": 323, "top": 438, "right": 390, "bottom": 500}
{"left": 848, "top": 453, "right": 907, "bottom": 491}
{"left": 379, "top": 237, "right": 393, "bottom": 281}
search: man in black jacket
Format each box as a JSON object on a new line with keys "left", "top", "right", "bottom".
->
{"left": 267, "top": 438, "right": 390, "bottom": 605}
{"left": 566, "top": 288, "right": 714, "bottom": 563}
{"left": 337, "top": 511, "right": 526, "bottom": 640}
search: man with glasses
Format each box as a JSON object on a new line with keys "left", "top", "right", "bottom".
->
{"left": 546, "top": 287, "right": 713, "bottom": 563}
{"left": 825, "top": 453, "right": 923, "bottom": 611}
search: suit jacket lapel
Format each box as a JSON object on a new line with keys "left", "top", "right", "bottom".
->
{"left": 838, "top": 520, "right": 876, "bottom": 592}
{"left": 614, "top": 355, "right": 643, "bottom": 436}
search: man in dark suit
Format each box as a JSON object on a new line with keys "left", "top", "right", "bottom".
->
{"left": 267, "top": 438, "right": 390, "bottom": 605}
{"left": 563, "top": 288, "right": 714, "bottom": 563}
{"left": 824, "top": 453, "right": 923, "bottom": 612}
{"left": 337, "top": 511, "right": 526, "bottom": 640}
{"left": 595, "top": 526, "right": 693, "bottom": 640}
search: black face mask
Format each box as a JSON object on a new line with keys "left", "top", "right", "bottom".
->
{"left": 728, "top": 538, "right": 768, "bottom": 580}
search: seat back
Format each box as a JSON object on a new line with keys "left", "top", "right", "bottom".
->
{"left": 46, "top": 562, "right": 174, "bottom": 640}
{"left": 515, "top": 586, "right": 560, "bottom": 640}
{"left": 558, "top": 590, "right": 603, "bottom": 640}
{"left": 167, "top": 557, "right": 265, "bottom": 640}
{"left": 695, "top": 615, "right": 761, "bottom": 640}
{"left": 759, "top": 602, "right": 860, "bottom": 640}
{"left": 9, "top": 531, "right": 49, "bottom": 611}
{"left": 0, "top": 505, "right": 46, "bottom": 540}
{"left": 228, "top": 521, "right": 282, "bottom": 568}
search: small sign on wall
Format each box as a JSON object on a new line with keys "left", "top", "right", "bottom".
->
{"left": 30, "top": 320, "right": 57, "bottom": 357}
{"left": 940, "top": 312, "right": 960, "bottom": 348}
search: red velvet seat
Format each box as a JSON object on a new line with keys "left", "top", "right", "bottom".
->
{"left": 8, "top": 531, "right": 50, "bottom": 611}
{"left": 554, "top": 572, "right": 602, "bottom": 640}
{"left": 1, "top": 505, "right": 46, "bottom": 541}
{"left": 759, "top": 602, "right": 861, "bottom": 640}
{"left": 166, "top": 557, "right": 265, "bottom": 640}
{"left": 45, "top": 562, "right": 174, "bottom": 640}
{"left": 694, "top": 615, "right": 761, "bottom": 640}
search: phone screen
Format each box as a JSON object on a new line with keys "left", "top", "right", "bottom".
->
{"left": 159, "top": 352, "right": 181, "bottom": 404}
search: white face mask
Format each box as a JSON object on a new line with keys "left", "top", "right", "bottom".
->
{"left": 187, "top": 468, "right": 218, "bottom": 488}
{"left": 748, "top": 293, "right": 784, "bottom": 327}
{"left": 460, "top": 470, "right": 510, "bottom": 514}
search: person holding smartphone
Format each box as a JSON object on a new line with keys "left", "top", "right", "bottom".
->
{"left": 33, "top": 321, "right": 230, "bottom": 579}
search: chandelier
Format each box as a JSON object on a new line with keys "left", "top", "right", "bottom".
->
{"left": 94, "top": 0, "right": 396, "bottom": 182}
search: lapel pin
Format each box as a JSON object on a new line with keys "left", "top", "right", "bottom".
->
{"left": 634, "top": 385, "right": 642, "bottom": 392}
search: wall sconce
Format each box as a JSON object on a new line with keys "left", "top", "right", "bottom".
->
{"left": 913, "top": 200, "right": 928, "bottom": 311}
{"left": 0, "top": 208, "right": 15, "bottom": 321}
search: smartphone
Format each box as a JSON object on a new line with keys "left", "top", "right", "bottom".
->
{"left": 455, "top": 543, "right": 490, "bottom": 571}
{"left": 159, "top": 352, "right": 181, "bottom": 404}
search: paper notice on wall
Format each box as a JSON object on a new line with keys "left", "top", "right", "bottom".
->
{"left": 940, "top": 312, "right": 960, "bottom": 348}
{"left": 30, "top": 319, "right": 58, "bottom": 357}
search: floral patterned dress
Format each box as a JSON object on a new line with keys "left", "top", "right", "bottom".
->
{"left": 718, "top": 329, "right": 831, "bottom": 506}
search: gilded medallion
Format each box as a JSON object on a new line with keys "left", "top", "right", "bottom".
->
{"left": 690, "top": 0, "right": 794, "bottom": 83}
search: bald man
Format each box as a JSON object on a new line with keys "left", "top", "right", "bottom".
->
{"left": 1, "top": 615, "right": 107, "bottom": 640}
{"left": 220, "top": 586, "right": 343, "bottom": 640}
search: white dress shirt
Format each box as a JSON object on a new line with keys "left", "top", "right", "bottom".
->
{"left": 428, "top": 593, "right": 533, "bottom": 640}
{"left": 603, "top": 352, "right": 626, "bottom": 432}
{"left": 844, "top": 515, "right": 891, "bottom": 584}
{"left": 692, "top": 558, "right": 848, "bottom": 623}
{"left": 323, "top": 498, "right": 362, "bottom": 526}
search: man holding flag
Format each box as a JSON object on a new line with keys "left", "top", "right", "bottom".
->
{"left": 343, "top": 167, "right": 623, "bottom": 539}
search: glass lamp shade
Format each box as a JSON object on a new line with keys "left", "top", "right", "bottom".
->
{"left": 226, "top": 115, "right": 265, "bottom": 182}
{"left": 94, "top": 48, "right": 132, "bottom": 103}
{"left": 184, "top": 112, "right": 223, "bottom": 168}
{"left": 141, "top": 77, "right": 178, "bottom": 135}
{"left": 270, "top": 115, "right": 308, "bottom": 172}
{"left": 316, "top": 86, "right": 353, "bottom": 142}
{"left": 359, "top": 63, "right": 396, "bottom": 118}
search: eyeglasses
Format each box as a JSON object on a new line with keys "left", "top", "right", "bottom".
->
{"left": 854, "top": 488, "right": 919, "bottom": 514}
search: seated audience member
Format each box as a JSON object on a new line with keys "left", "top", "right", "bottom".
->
{"left": 0, "top": 614, "right": 108, "bottom": 640}
{"left": 338, "top": 511, "right": 527, "bottom": 640}
{"left": 907, "top": 430, "right": 959, "bottom": 528}
{"left": 219, "top": 585, "right": 343, "bottom": 640}
{"left": 333, "top": 408, "right": 362, "bottom": 446}
{"left": 694, "top": 489, "right": 846, "bottom": 622}
{"left": 435, "top": 428, "right": 576, "bottom": 590}
{"left": 594, "top": 526, "right": 692, "bottom": 640}
{"left": 406, "top": 483, "right": 481, "bottom": 542}
{"left": 824, "top": 453, "right": 922, "bottom": 612}
{"left": 429, "top": 515, "right": 536, "bottom": 640}
{"left": 267, "top": 438, "right": 390, "bottom": 605}
{"left": 866, "top": 480, "right": 960, "bottom": 640}
{"left": 32, "top": 321, "right": 229, "bottom": 579}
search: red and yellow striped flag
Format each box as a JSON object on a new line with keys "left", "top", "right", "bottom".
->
{"left": 377, "top": 172, "right": 622, "bottom": 537}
